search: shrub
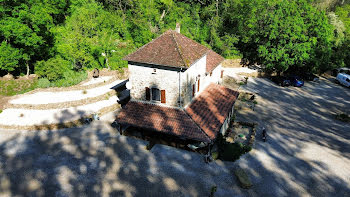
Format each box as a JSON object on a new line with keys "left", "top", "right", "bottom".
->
{"left": 35, "top": 56, "right": 71, "bottom": 81}
{"left": 0, "top": 109, "right": 3, "bottom": 113}
{"left": 219, "top": 142, "right": 252, "bottom": 162}
{"left": 51, "top": 71, "right": 87, "bottom": 87}
{"left": 335, "top": 113, "right": 350, "bottom": 122}
{"left": 37, "top": 78, "right": 51, "bottom": 88}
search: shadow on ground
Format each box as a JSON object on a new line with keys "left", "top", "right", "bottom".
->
{"left": 0, "top": 77, "right": 349, "bottom": 196}
{"left": 235, "top": 77, "right": 350, "bottom": 196}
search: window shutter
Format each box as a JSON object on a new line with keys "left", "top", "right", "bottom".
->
{"left": 145, "top": 87, "right": 150, "bottom": 101}
{"left": 192, "top": 84, "right": 195, "bottom": 97}
{"left": 221, "top": 70, "right": 224, "bottom": 78}
{"left": 161, "top": 90, "right": 166, "bottom": 103}
{"left": 197, "top": 78, "right": 200, "bottom": 92}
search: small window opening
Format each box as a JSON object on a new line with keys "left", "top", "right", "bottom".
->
{"left": 151, "top": 88, "right": 160, "bottom": 101}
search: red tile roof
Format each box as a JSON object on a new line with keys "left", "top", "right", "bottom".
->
{"left": 124, "top": 30, "right": 223, "bottom": 70}
{"left": 185, "top": 83, "right": 239, "bottom": 140}
{"left": 115, "top": 84, "right": 239, "bottom": 143}
{"left": 206, "top": 50, "right": 225, "bottom": 73}
{"left": 116, "top": 101, "right": 211, "bottom": 143}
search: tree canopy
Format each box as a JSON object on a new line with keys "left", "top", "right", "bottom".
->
{"left": 0, "top": 0, "right": 349, "bottom": 78}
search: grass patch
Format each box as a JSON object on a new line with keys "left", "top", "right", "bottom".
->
{"left": 50, "top": 71, "right": 87, "bottom": 87}
{"left": 0, "top": 71, "right": 87, "bottom": 95}
{"left": 37, "top": 71, "right": 88, "bottom": 88}
{"left": 0, "top": 78, "right": 38, "bottom": 96}
{"left": 0, "top": 109, "right": 2, "bottom": 113}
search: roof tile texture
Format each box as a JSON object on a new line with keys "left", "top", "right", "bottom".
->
{"left": 116, "top": 101, "right": 211, "bottom": 142}
{"left": 116, "top": 84, "right": 239, "bottom": 142}
{"left": 206, "top": 50, "right": 225, "bottom": 73}
{"left": 124, "top": 30, "right": 222, "bottom": 70}
{"left": 185, "top": 83, "right": 239, "bottom": 140}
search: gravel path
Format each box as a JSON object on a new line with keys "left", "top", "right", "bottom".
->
{"left": 0, "top": 77, "right": 349, "bottom": 196}
{"left": 0, "top": 96, "right": 118, "bottom": 126}
{"left": 9, "top": 79, "right": 123, "bottom": 105}
{"left": 81, "top": 76, "right": 113, "bottom": 86}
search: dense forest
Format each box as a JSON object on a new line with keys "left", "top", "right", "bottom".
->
{"left": 0, "top": 0, "right": 349, "bottom": 83}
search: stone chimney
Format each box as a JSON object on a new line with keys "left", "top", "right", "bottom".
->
{"left": 175, "top": 23, "right": 180, "bottom": 33}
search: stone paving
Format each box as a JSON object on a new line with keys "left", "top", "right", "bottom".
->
{"left": 0, "top": 77, "right": 349, "bottom": 196}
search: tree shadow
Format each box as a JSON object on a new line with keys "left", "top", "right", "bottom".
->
{"left": 233, "top": 77, "right": 350, "bottom": 196}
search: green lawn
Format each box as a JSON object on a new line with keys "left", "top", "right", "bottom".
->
{"left": 0, "top": 78, "right": 38, "bottom": 96}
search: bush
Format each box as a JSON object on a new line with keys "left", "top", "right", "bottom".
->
{"left": 51, "top": 71, "right": 87, "bottom": 87}
{"left": 35, "top": 56, "right": 71, "bottom": 81}
{"left": 37, "top": 78, "right": 51, "bottom": 88}
{"left": 219, "top": 142, "right": 252, "bottom": 162}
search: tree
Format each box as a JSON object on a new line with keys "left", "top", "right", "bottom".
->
{"left": 334, "top": 4, "right": 350, "bottom": 68}
{"left": 0, "top": 41, "right": 21, "bottom": 74}
{"left": 35, "top": 56, "right": 71, "bottom": 81}
{"left": 53, "top": 1, "right": 132, "bottom": 70}
{"left": 0, "top": 0, "right": 68, "bottom": 76}
{"left": 225, "top": 0, "right": 334, "bottom": 73}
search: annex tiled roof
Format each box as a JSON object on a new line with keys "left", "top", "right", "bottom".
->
{"left": 206, "top": 50, "right": 225, "bottom": 73}
{"left": 185, "top": 83, "right": 239, "bottom": 140}
{"left": 115, "top": 84, "right": 239, "bottom": 143}
{"left": 116, "top": 101, "right": 211, "bottom": 143}
{"left": 124, "top": 30, "right": 223, "bottom": 69}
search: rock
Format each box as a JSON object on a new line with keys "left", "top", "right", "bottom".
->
{"left": 29, "top": 74, "right": 38, "bottom": 79}
{"left": 93, "top": 68, "right": 100, "bottom": 78}
{"left": 234, "top": 167, "right": 252, "bottom": 189}
{"left": 2, "top": 73, "right": 14, "bottom": 80}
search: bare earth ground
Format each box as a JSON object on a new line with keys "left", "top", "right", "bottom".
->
{"left": 0, "top": 77, "right": 349, "bottom": 196}
{"left": 0, "top": 95, "right": 10, "bottom": 111}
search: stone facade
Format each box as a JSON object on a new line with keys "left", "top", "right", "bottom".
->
{"left": 129, "top": 64, "right": 181, "bottom": 107}
{"left": 129, "top": 54, "right": 223, "bottom": 107}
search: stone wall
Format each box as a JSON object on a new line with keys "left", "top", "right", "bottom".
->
{"left": 129, "top": 55, "right": 223, "bottom": 107}
{"left": 129, "top": 64, "right": 180, "bottom": 107}
{"left": 181, "top": 55, "right": 207, "bottom": 106}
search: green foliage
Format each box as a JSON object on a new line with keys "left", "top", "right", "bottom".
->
{"left": 1, "top": 0, "right": 348, "bottom": 79}
{"left": 0, "top": 0, "right": 69, "bottom": 75}
{"left": 0, "top": 42, "right": 21, "bottom": 73}
{"left": 219, "top": 142, "right": 251, "bottom": 161}
{"left": 35, "top": 56, "right": 71, "bottom": 81}
{"left": 51, "top": 71, "right": 87, "bottom": 87}
{"left": 37, "top": 78, "right": 51, "bottom": 88}
{"left": 334, "top": 4, "right": 350, "bottom": 68}
{"left": 53, "top": 1, "right": 132, "bottom": 70}
{"left": 225, "top": 0, "right": 334, "bottom": 73}
{"left": 37, "top": 71, "right": 87, "bottom": 88}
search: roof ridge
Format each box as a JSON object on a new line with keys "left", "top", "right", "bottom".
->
{"left": 171, "top": 32, "right": 187, "bottom": 67}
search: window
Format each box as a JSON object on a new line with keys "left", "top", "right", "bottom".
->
{"left": 151, "top": 88, "right": 160, "bottom": 101}
{"left": 346, "top": 78, "right": 350, "bottom": 82}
